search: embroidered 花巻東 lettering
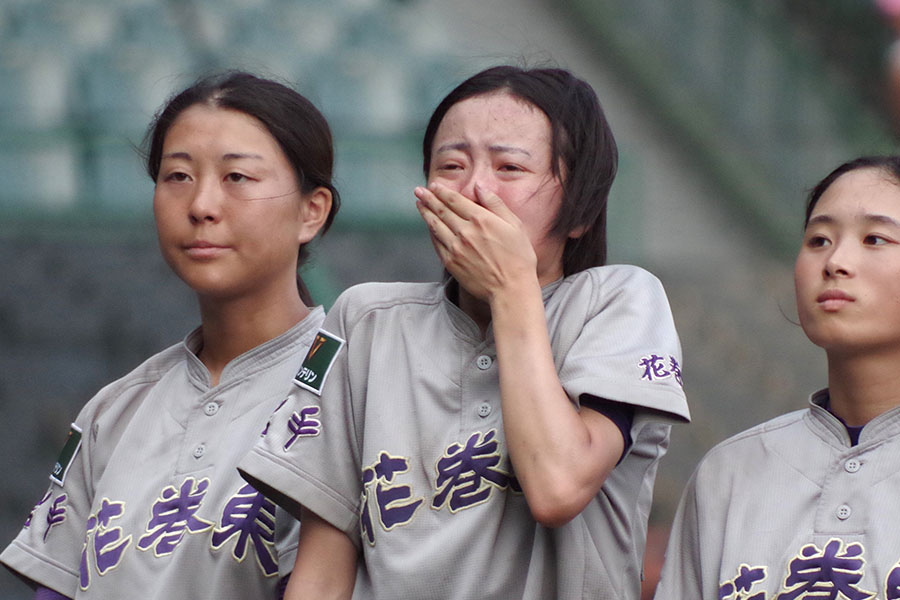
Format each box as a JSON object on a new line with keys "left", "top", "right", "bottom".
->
{"left": 719, "top": 564, "right": 767, "bottom": 600}
{"left": 80, "top": 498, "right": 132, "bottom": 590}
{"left": 638, "top": 354, "right": 683, "bottom": 387}
{"left": 211, "top": 484, "right": 279, "bottom": 576}
{"left": 360, "top": 453, "right": 424, "bottom": 546}
{"left": 432, "top": 429, "right": 515, "bottom": 513}
{"left": 283, "top": 406, "right": 321, "bottom": 450}
{"left": 777, "top": 538, "right": 873, "bottom": 600}
{"left": 137, "top": 477, "right": 213, "bottom": 557}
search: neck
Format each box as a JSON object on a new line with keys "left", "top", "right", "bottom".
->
{"left": 196, "top": 289, "right": 309, "bottom": 386}
{"left": 826, "top": 349, "right": 900, "bottom": 427}
{"left": 458, "top": 287, "right": 493, "bottom": 335}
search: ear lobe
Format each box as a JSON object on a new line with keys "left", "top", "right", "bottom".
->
{"left": 297, "top": 187, "right": 333, "bottom": 244}
{"left": 568, "top": 223, "right": 589, "bottom": 239}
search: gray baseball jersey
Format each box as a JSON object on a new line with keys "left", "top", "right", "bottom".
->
{"left": 1, "top": 309, "right": 324, "bottom": 599}
{"left": 655, "top": 388, "right": 900, "bottom": 600}
{"left": 240, "top": 266, "right": 690, "bottom": 600}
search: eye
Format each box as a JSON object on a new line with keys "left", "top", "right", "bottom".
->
{"left": 498, "top": 164, "right": 524, "bottom": 172}
{"left": 225, "top": 172, "right": 251, "bottom": 183}
{"left": 863, "top": 233, "right": 890, "bottom": 246}
{"left": 436, "top": 162, "right": 463, "bottom": 172}
{"left": 161, "top": 171, "right": 191, "bottom": 183}
{"left": 805, "top": 234, "right": 830, "bottom": 248}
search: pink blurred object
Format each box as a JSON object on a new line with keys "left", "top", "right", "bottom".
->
{"left": 877, "top": 0, "right": 900, "bottom": 17}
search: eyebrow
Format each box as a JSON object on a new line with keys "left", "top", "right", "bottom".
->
{"left": 433, "top": 142, "right": 532, "bottom": 157}
{"left": 160, "top": 151, "right": 265, "bottom": 161}
{"left": 807, "top": 213, "right": 900, "bottom": 228}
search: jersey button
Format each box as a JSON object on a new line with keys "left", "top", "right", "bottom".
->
{"left": 477, "top": 403, "right": 492, "bottom": 418}
{"left": 203, "top": 402, "right": 220, "bottom": 417}
{"left": 476, "top": 355, "right": 493, "bottom": 370}
{"left": 844, "top": 458, "right": 861, "bottom": 473}
{"left": 836, "top": 504, "right": 852, "bottom": 520}
{"left": 192, "top": 444, "right": 207, "bottom": 459}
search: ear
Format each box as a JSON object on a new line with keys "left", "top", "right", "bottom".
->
{"left": 568, "top": 223, "right": 589, "bottom": 239}
{"left": 296, "top": 187, "right": 333, "bottom": 245}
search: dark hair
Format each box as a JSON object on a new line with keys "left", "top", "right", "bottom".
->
{"left": 805, "top": 155, "right": 900, "bottom": 226}
{"left": 422, "top": 65, "right": 618, "bottom": 275}
{"left": 143, "top": 71, "right": 341, "bottom": 304}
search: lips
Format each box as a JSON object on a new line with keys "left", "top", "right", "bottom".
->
{"left": 184, "top": 240, "right": 229, "bottom": 259}
{"left": 816, "top": 288, "right": 854, "bottom": 310}
{"left": 817, "top": 289, "right": 853, "bottom": 302}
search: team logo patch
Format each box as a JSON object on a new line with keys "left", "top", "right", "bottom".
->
{"left": 294, "top": 329, "right": 344, "bottom": 395}
{"left": 50, "top": 424, "right": 83, "bottom": 486}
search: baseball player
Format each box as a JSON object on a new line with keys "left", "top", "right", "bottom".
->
{"left": 0, "top": 72, "right": 340, "bottom": 599}
{"left": 239, "top": 66, "right": 690, "bottom": 600}
{"left": 655, "top": 156, "right": 900, "bottom": 599}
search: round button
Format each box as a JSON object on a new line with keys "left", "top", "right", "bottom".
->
{"left": 476, "top": 355, "right": 493, "bottom": 370}
{"left": 836, "top": 504, "right": 852, "bottom": 520}
{"left": 203, "top": 402, "right": 219, "bottom": 416}
{"left": 477, "top": 403, "right": 492, "bottom": 418}
{"left": 844, "top": 459, "right": 861, "bottom": 473}
{"left": 192, "top": 444, "right": 207, "bottom": 459}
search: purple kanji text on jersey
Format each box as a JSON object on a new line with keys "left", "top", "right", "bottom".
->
{"left": 719, "top": 564, "right": 766, "bottom": 600}
{"left": 432, "top": 430, "right": 512, "bottom": 512}
{"left": 211, "top": 483, "right": 279, "bottom": 576}
{"left": 137, "top": 477, "right": 213, "bottom": 556}
{"left": 80, "top": 498, "right": 132, "bottom": 589}
{"left": 283, "top": 406, "right": 321, "bottom": 450}
{"left": 777, "top": 539, "right": 872, "bottom": 600}
{"left": 25, "top": 490, "right": 51, "bottom": 529}
{"left": 360, "top": 453, "right": 423, "bottom": 545}
{"left": 44, "top": 494, "right": 68, "bottom": 541}
{"left": 638, "top": 354, "right": 684, "bottom": 387}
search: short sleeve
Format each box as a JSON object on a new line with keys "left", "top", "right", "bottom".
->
{"left": 239, "top": 294, "right": 364, "bottom": 548}
{"left": 654, "top": 468, "right": 707, "bottom": 599}
{"left": 557, "top": 267, "right": 690, "bottom": 422}
{"left": 1, "top": 413, "right": 96, "bottom": 597}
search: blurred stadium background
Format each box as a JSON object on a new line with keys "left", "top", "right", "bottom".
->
{"left": 1, "top": 0, "right": 898, "bottom": 597}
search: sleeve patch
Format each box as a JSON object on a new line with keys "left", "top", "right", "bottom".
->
{"left": 50, "top": 423, "right": 83, "bottom": 486}
{"left": 293, "top": 329, "right": 345, "bottom": 395}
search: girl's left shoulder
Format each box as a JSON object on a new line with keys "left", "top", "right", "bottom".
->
{"left": 556, "top": 264, "right": 668, "bottom": 305}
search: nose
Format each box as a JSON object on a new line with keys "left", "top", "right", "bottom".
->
{"left": 823, "top": 243, "right": 852, "bottom": 279}
{"left": 188, "top": 179, "right": 224, "bottom": 223}
{"left": 458, "top": 164, "right": 492, "bottom": 201}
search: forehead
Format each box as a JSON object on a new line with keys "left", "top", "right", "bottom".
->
{"left": 164, "top": 104, "right": 278, "bottom": 153}
{"left": 433, "top": 92, "right": 551, "bottom": 149}
{"left": 812, "top": 167, "right": 900, "bottom": 219}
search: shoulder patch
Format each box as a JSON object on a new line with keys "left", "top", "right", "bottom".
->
{"left": 294, "top": 329, "right": 345, "bottom": 395}
{"left": 50, "top": 424, "right": 83, "bottom": 486}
